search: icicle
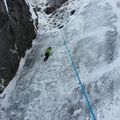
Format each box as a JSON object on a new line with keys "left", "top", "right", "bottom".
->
{"left": 3, "top": 0, "right": 9, "bottom": 15}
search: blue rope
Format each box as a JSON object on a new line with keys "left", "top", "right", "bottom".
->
{"left": 59, "top": 30, "right": 96, "bottom": 120}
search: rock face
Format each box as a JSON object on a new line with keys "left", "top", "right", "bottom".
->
{"left": 0, "top": 0, "right": 36, "bottom": 93}
{"left": 44, "top": 0, "right": 68, "bottom": 14}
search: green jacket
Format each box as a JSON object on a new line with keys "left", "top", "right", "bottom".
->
{"left": 46, "top": 48, "right": 52, "bottom": 56}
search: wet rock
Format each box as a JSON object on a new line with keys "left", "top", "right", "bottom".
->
{"left": 0, "top": 0, "right": 36, "bottom": 93}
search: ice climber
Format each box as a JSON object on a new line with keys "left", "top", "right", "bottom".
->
{"left": 43, "top": 47, "right": 52, "bottom": 62}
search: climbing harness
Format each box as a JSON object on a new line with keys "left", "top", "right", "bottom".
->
{"left": 59, "top": 30, "right": 96, "bottom": 120}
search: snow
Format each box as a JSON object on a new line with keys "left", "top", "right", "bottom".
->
{"left": 1, "top": 0, "right": 120, "bottom": 120}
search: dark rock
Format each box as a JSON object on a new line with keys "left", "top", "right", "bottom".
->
{"left": 51, "top": 0, "right": 68, "bottom": 8}
{"left": 58, "top": 25, "right": 64, "bottom": 29}
{"left": 70, "top": 10, "right": 75, "bottom": 15}
{"left": 44, "top": 6, "right": 56, "bottom": 14}
{"left": 44, "top": 0, "right": 68, "bottom": 14}
{"left": 33, "top": 7, "right": 41, "bottom": 12}
{"left": 0, "top": 0, "right": 36, "bottom": 93}
{"left": 54, "top": 23, "right": 57, "bottom": 25}
{"left": 33, "top": 7, "right": 40, "bottom": 29}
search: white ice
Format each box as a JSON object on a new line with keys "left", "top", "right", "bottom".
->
{"left": 0, "top": 0, "right": 120, "bottom": 120}
{"left": 3, "top": 0, "right": 9, "bottom": 14}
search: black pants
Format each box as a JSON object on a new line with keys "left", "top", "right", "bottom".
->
{"left": 44, "top": 52, "right": 49, "bottom": 62}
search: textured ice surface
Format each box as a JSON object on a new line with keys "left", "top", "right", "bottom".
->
{"left": 0, "top": 0, "right": 120, "bottom": 120}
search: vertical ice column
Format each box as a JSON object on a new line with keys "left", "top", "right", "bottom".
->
{"left": 3, "top": 0, "right": 9, "bottom": 15}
